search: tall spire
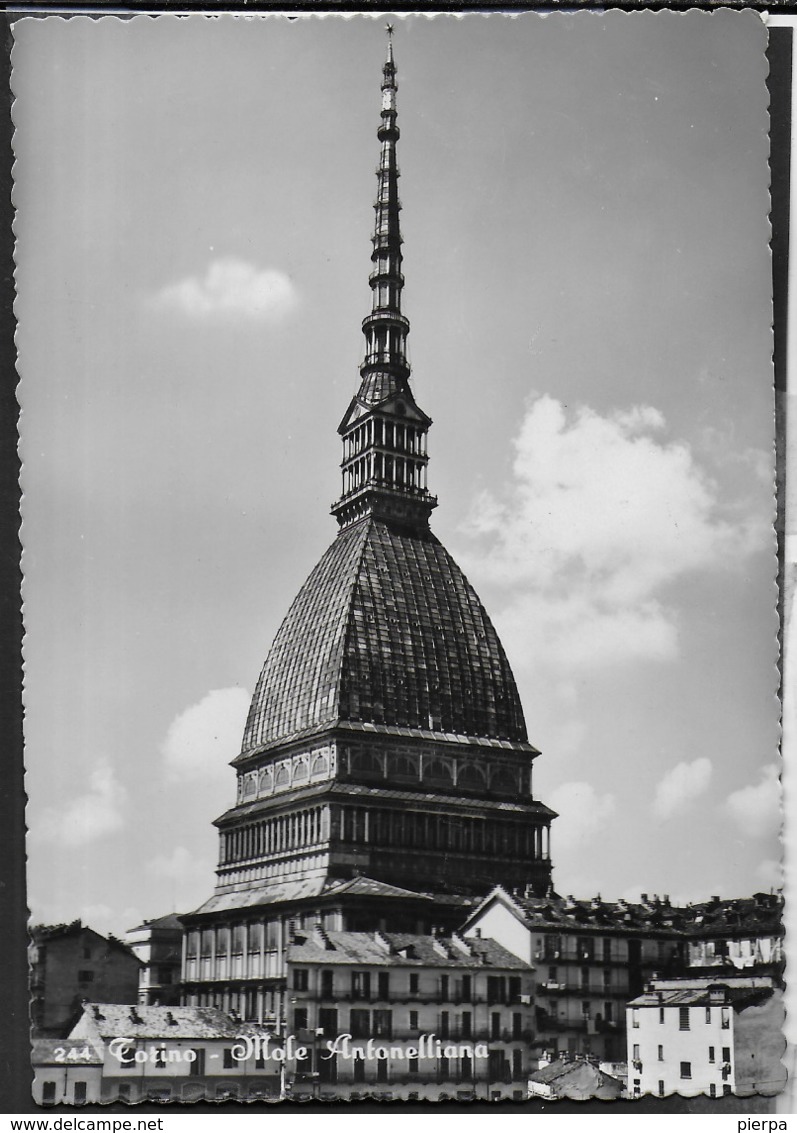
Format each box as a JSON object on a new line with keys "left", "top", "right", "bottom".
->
{"left": 332, "top": 29, "right": 437, "bottom": 532}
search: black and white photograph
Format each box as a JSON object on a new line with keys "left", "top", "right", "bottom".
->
{"left": 12, "top": 9, "right": 786, "bottom": 1111}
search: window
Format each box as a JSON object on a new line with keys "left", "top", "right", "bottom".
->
{"left": 603, "top": 970, "right": 611, "bottom": 990}
{"left": 117, "top": 1084, "right": 131, "bottom": 1101}
{"left": 512, "top": 1012, "right": 522, "bottom": 1039}
{"left": 461, "top": 1011, "right": 472, "bottom": 1038}
{"left": 353, "top": 1057, "right": 366, "bottom": 1083}
{"left": 548, "top": 966, "right": 557, "bottom": 981}
{"left": 512, "top": 1049, "right": 523, "bottom": 1080}
{"left": 582, "top": 1001, "right": 591, "bottom": 1018}
{"left": 223, "top": 1048, "right": 234, "bottom": 1069}
{"left": 82, "top": 947, "right": 91, "bottom": 960}
{"left": 604, "top": 1002, "right": 613, "bottom": 1022}
{"left": 440, "top": 1011, "right": 449, "bottom": 1038}
{"left": 294, "top": 1007, "right": 308, "bottom": 1030}
{"left": 409, "top": 1056, "right": 418, "bottom": 1075}
{"left": 438, "top": 1056, "right": 449, "bottom": 1083}
{"left": 722, "top": 1047, "right": 730, "bottom": 1064}
{"left": 409, "top": 1010, "right": 419, "bottom": 1031}
{"left": 378, "top": 972, "right": 390, "bottom": 1000}
{"left": 705, "top": 1007, "right": 711, "bottom": 1024}
{"left": 73, "top": 1082, "right": 87, "bottom": 1105}
{"left": 508, "top": 977, "right": 522, "bottom": 1003}
{"left": 679, "top": 1007, "right": 690, "bottom": 1031}
{"left": 721, "top": 1008, "right": 730, "bottom": 1030}
{"left": 603, "top": 939, "right": 612, "bottom": 962}
{"left": 580, "top": 967, "right": 589, "bottom": 991}
{"left": 659, "top": 1007, "right": 665, "bottom": 1024}
{"left": 710, "top": 1084, "right": 717, "bottom": 1098}
{"left": 440, "top": 975, "right": 449, "bottom": 999}
{"left": 119, "top": 1046, "right": 135, "bottom": 1070}
{"left": 658, "top": 1081, "right": 665, "bottom": 1097}
{"left": 487, "top": 976, "right": 505, "bottom": 1004}
{"left": 373, "top": 1009, "right": 392, "bottom": 1039}
{"left": 189, "top": 1050, "right": 205, "bottom": 1076}
{"left": 77, "top": 971, "right": 94, "bottom": 983}
{"left": 632, "top": 1045, "right": 640, "bottom": 1060}
{"left": 658, "top": 1045, "right": 663, "bottom": 1062}
{"left": 292, "top": 968, "right": 308, "bottom": 992}
{"left": 352, "top": 971, "right": 371, "bottom": 999}
{"left": 491, "top": 1012, "right": 501, "bottom": 1040}
{"left": 632, "top": 1009, "right": 640, "bottom": 1029}
{"left": 461, "top": 1054, "right": 473, "bottom": 1080}
{"left": 709, "top": 1047, "right": 715, "bottom": 1063}
{"left": 319, "top": 1007, "right": 337, "bottom": 1036}
{"left": 320, "top": 969, "right": 333, "bottom": 998}
{"left": 723, "top": 1085, "right": 732, "bottom": 1097}
{"left": 461, "top": 975, "right": 472, "bottom": 1002}
{"left": 377, "top": 1058, "right": 388, "bottom": 1083}
{"left": 680, "top": 1062, "right": 692, "bottom": 1080}
{"left": 409, "top": 973, "right": 419, "bottom": 996}
{"left": 42, "top": 1082, "right": 56, "bottom": 1105}
{"left": 350, "top": 1009, "right": 370, "bottom": 1038}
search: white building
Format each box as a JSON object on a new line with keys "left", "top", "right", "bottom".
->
{"left": 626, "top": 977, "right": 785, "bottom": 1099}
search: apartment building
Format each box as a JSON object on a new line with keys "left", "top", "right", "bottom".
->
{"left": 284, "top": 926, "right": 534, "bottom": 1101}
{"left": 626, "top": 976, "right": 785, "bottom": 1099}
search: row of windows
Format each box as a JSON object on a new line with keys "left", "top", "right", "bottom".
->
{"left": 294, "top": 968, "right": 524, "bottom": 1005}
{"left": 632, "top": 1044, "right": 730, "bottom": 1065}
{"left": 338, "top": 806, "right": 548, "bottom": 860}
{"left": 292, "top": 1005, "right": 526, "bottom": 1042}
{"left": 221, "top": 807, "right": 327, "bottom": 865}
{"left": 630, "top": 1006, "right": 731, "bottom": 1028}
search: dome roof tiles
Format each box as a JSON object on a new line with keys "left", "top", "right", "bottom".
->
{"left": 241, "top": 517, "right": 528, "bottom": 756}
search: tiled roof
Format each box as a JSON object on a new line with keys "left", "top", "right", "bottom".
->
{"left": 629, "top": 982, "right": 774, "bottom": 1011}
{"left": 469, "top": 887, "right": 784, "bottom": 943}
{"left": 126, "top": 913, "right": 184, "bottom": 933}
{"left": 529, "top": 1059, "right": 623, "bottom": 1099}
{"left": 287, "top": 930, "right": 531, "bottom": 970}
{"left": 74, "top": 1004, "right": 273, "bottom": 1042}
{"left": 241, "top": 518, "right": 528, "bottom": 754}
{"left": 32, "top": 1039, "right": 103, "bottom": 1065}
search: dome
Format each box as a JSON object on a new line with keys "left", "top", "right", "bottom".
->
{"left": 241, "top": 516, "right": 528, "bottom": 755}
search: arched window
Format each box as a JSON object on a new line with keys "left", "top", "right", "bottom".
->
{"left": 424, "top": 759, "right": 454, "bottom": 787}
{"left": 457, "top": 764, "right": 486, "bottom": 790}
{"left": 310, "top": 753, "right": 330, "bottom": 778}
{"left": 388, "top": 754, "right": 419, "bottom": 782}
{"left": 350, "top": 750, "right": 383, "bottom": 779}
{"left": 490, "top": 766, "right": 518, "bottom": 794}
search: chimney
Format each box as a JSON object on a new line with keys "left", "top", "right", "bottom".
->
{"left": 641, "top": 893, "right": 648, "bottom": 904}
{"left": 129, "top": 1007, "right": 143, "bottom": 1025}
{"left": 166, "top": 1011, "right": 177, "bottom": 1026}
{"left": 663, "top": 894, "right": 670, "bottom": 905}
{"left": 91, "top": 1005, "right": 105, "bottom": 1021}
{"left": 473, "top": 927, "right": 482, "bottom": 939}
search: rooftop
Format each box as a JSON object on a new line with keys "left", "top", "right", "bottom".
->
{"left": 71, "top": 1004, "right": 274, "bottom": 1042}
{"left": 240, "top": 517, "right": 530, "bottom": 757}
{"left": 288, "top": 928, "right": 530, "bottom": 970}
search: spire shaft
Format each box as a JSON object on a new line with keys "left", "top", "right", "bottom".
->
{"left": 361, "top": 30, "right": 409, "bottom": 380}
{"left": 332, "top": 31, "right": 437, "bottom": 533}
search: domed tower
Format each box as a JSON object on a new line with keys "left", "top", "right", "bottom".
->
{"left": 210, "top": 32, "right": 555, "bottom": 903}
{"left": 183, "top": 36, "right": 555, "bottom": 1023}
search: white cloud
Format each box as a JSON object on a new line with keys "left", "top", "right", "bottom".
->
{"left": 161, "top": 687, "right": 250, "bottom": 783}
{"left": 726, "top": 764, "right": 781, "bottom": 839}
{"left": 653, "top": 757, "right": 713, "bottom": 819}
{"left": 548, "top": 781, "right": 616, "bottom": 853}
{"left": 153, "top": 257, "right": 298, "bottom": 321}
{"left": 36, "top": 763, "right": 126, "bottom": 846}
{"left": 460, "top": 396, "right": 765, "bottom": 672}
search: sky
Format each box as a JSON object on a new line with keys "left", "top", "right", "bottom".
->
{"left": 14, "top": 11, "right": 779, "bottom": 937}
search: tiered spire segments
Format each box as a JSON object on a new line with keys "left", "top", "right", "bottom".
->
{"left": 362, "top": 26, "right": 408, "bottom": 382}
{"left": 332, "top": 30, "right": 437, "bottom": 533}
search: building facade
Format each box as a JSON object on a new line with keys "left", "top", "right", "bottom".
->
{"left": 31, "top": 1039, "right": 104, "bottom": 1107}
{"left": 125, "top": 913, "right": 183, "bottom": 1006}
{"left": 67, "top": 1003, "right": 281, "bottom": 1104}
{"left": 626, "top": 976, "right": 785, "bottom": 1099}
{"left": 29, "top": 922, "right": 142, "bottom": 1037}
{"left": 180, "top": 33, "right": 555, "bottom": 1067}
{"left": 283, "top": 927, "right": 533, "bottom": 1101}
{"left": 461, "top": 887, "right": 684, "bottom": 1063}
